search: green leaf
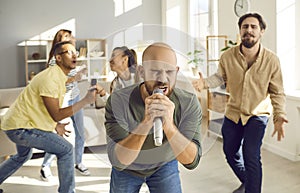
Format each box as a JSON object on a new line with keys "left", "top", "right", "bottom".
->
{"left": 221, "top": 46, "right": 230, "bottom": 51}
{"left": 228, "top": 40, "right": 237, "bottom": 45}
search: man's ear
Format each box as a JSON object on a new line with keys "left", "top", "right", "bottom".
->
{"left": 137, "top": 65, "right": 145, "bottom": 79}
{"left": 55, "top": 55, "right": 62, "bottom": 62}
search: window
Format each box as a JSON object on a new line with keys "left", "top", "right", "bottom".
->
{"left": 276, "top": 0, "right": 296, "bottom": 91}
{"left": 188, "top": 0, "right": 210, "bottom": 75}
{"left": 189, "top": 0, "right": 209, "bottom": 40}
{"left": 162, "top": 0, "right": 218, "bottom": 76}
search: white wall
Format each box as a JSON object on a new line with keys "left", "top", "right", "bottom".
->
{"left": 296, "top": 1, "right": 300, "bottom": 90}
{"left": 0, "top": 0, "right": 161, "bottom": 88}
{"left": 264, "top": 95, "right": 300, "bottom": 161}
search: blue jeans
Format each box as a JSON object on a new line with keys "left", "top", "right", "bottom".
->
{"left": 43, "top": 95, "right": 85, "bottom": 167}
{"left": 110, "top": 160, "right": 182, "bottom": 193}
{"left": 0, "top": 128, "right": 75, "bottom": 193}
{"left": 222, "top": 116, "right": 268, "bottom": 193}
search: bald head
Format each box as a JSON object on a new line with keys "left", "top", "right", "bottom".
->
{"left": 141, "top": 42, "right": 179, "bottom": 96}
{"left": 142, "top": 42, "right": 177, "bottom": 65}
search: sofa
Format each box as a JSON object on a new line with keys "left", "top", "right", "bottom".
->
{"left": 0, "top": 87, "right": 24, "bottom": 158}
{"left": 77, "top": 79, "right": 111, "bottom": 147}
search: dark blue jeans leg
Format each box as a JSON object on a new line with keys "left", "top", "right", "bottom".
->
{"left": 243, "top": 116, "right": 268, "bottom": 193}
{"left": 110, "top": 167, "right": 144, "bottom": 193}
{"left": 222, "top": 117, "right": 246, "bottom": 183}
{"left": 0, "top": 144, "right": 32, "bottom": 183}
{"left": 146, "top": 160, "right": 182, "bottom": 193}
{"left": 222, "top": 116, "right": 268, "bottom": 193}
{"left": 4, "top": 129, "right": 75, "bottom": 193}
{"left": 109, "top": 160, "right": 181, "bottom": 193}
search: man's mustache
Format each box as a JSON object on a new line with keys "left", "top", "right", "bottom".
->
{"left": 243, "top": 33, "right": 254, "bottom": 38}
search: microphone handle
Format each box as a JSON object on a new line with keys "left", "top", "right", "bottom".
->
{"left": 90, "top": 78, "right": 97, "bottom": 106}
{"left": 152, "top": 88, "right": 164, "bottom": 146}
{"left": 153, "top": 117, "right": 163, "bottom": 146}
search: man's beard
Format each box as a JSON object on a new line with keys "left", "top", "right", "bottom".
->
{"left": 241, "top": 33, "right": 260, "bottom": 48}
{"left": 242, "top": 39, "right": 259, "bottom": 48}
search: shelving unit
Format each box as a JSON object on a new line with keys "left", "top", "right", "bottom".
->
{"left": 21, "top": 39, "right": 108, "bottom": 84}
{"left": 85, "top": 39, "right": 108, "bottom": 81}
{"left": 23, "top": 40, "right": 51, "bottom": 84}
{"left": 206, "top": 35, "right": 229, "bottom": 137}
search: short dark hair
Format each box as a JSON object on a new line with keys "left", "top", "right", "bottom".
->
{"left": 238, "top": 13, "right": 267, "bottom": 30}
{"left": 53, "top": 41, "right": 74, "bottom": 56}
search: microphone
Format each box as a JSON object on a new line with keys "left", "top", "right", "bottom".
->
{"left": 90, "top": 78, "right": 97, "bottom": 106}
{"left": 91, "top": 78, "right": 97, "bottom": 87}
{"left": 152, "top": 88, "right": 164, "bottom": 146}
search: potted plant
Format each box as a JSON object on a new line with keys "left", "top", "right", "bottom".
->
{"left": 187, "top": 49, "right": 204, "bottom": 76}
{"left": 220, "top": 40, "right": 237, "bottom": 52}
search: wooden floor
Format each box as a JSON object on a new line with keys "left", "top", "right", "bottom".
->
{"left": 1, "top": 116, "right": 300, "bottom": 193}
{"left": 1, "top": 138, "right": 300, "bottom": 193}
{"left": 180, "top": 137, "right": 300, "bottom": 193}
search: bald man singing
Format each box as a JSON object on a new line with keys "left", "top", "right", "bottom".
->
{"left": 105, "top": 42, "right": 202, "bottom": 193}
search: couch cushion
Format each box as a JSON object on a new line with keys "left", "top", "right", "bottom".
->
{"left": 0, "top": 87, "right": 24, "bottom": 157}
{"left": 0, "top": 107, "right": 17, "bottom": 157}
{"left": 0, "top": 87, "right": 24, "bottom": 108}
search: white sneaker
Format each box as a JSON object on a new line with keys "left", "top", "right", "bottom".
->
{"left": 40, "top": 166, "right": 53, "bottom": 181}
{"left": 75, "top": 163, "right": 90, "bottom": 176}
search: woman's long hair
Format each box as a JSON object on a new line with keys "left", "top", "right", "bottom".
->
{"left": 47, "top": 29, "right": 74, "bottom": 65}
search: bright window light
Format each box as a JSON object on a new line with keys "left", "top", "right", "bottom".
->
{"left": 166, "top": 6, "right": 180, "bottom": 30}
{"left": 114, "top": 0, "right": 124, "bottom": 17}
{"left": 114, "top": 0, "right": 142, "bottom": 17}
{"left": 124, "top": 0, "right": 142, "bottom": 13}
{"left": 18, "top": 18, "right": 76, "bottom": 46}
{"left": 276, "top": 0, "right": 295, "bottom": 91}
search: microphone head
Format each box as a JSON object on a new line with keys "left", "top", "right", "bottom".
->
{"left": 152, "top": 88, "right": 164, "bottom": 95}
{"left": 154, "top": 138, "right": 163, "bottom": 146}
